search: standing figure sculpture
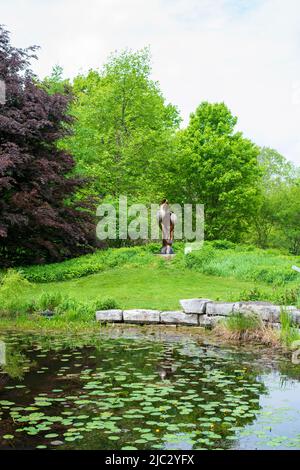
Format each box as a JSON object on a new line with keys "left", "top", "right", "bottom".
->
{"left": 157, "top": 199, "right": 177, "bottom": 255}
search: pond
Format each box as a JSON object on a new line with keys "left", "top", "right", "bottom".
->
{"left": 0, "top": 327, "right": 300, "bottom": 450}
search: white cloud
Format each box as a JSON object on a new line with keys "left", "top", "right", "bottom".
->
{"left": 1, "top": 0, "right": 300, "bottom": 164}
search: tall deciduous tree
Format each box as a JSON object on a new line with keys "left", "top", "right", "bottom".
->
{"left": 273, "top": 183, "right": 300, "bottom": 254}
{"left": 64, "top": 48, "right": 180, "bottom": 202}
{"left": 41, "top": 65, "right": 72, "bottom": 96}
{"left": 169, "top": 102, "right": 261, "bottom": 241}
{"left": 251, "top": 147, "right": 298, "bottom": 248}
{"left": 0, "top": 26, "right": 95, "bottom": 266}
{"left": 251, "top": 147, "right": 300, "bottom": 251}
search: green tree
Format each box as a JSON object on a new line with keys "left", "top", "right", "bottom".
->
{"left": 258, "top": 147, "right": 298, "bottom": 185}
{"left": 41, "top": 65, "right": 72, "bottom": 95}
{"left": 272, "top": 182, "right": 300, "bottom": 254}
{"left": 169, "top": 102, "right": 261, "bottom": 241}
{"left": 252, "top": 147, "right": 299, "bottom": 248}
{"left": 64, "top": 48, "right": 180, "bottom": 202}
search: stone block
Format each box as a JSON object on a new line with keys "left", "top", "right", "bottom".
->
{"left": 160, "top": 311, "right": 199, "bottom": 325}
{"left": 232, "top": 301, "right": 283, "bottom": 322}
{"left": 123, "top": 309, "right": 160, "bottom": 324}
{"left": 179, "top": 298, "right": 211, "bottom": 314}
{"left": 96, "top": 310, "right": 123, "bottom": 322}
{"left": 206, "top": 302, "right": 235, "bottom": 316}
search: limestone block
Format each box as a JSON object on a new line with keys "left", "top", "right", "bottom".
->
{"left": 123, "top": 309, "right": 160, "bottom": 324}
{"left": 160, "top": 311, "right": 199, "bottom": 325}
{"left": 180, "top": 299, "right": 211, "bottom": 314}
{"left": 206, "top": 302, "right": 235, "bottom": 316}
{"left": 96, "top": 310, "right": 123, "bottom": 322}
{"left": 232, "top": 302, "right": 283, "bottom": 322}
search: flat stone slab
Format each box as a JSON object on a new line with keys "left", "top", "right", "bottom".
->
{"left": 123, "top": 309, "right": 160, "bottom": 324}
{"left": 206, "top": 302, "right": 235, "bottom": 316}
{"left": 233, "top": 301, "right": 295, "bottom": 322}
{"left": 233, "top": 301, "right": 280, "bottom": 322}
{"left": 180, "top": 298, "right": 211, "bottom": 314}
{"left": 96, "top": 310, "right": 123, "bottom": 322}
{"left": 160, "top": 311, "right": 199, "bottom": 325}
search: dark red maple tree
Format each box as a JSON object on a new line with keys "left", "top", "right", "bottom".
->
{"left": 0, "top": 26, "right": 96, "bottom": 266}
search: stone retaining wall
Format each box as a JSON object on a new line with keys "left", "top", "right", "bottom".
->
{"left": 96, "top": 299, "right": 300, "bottom": 328}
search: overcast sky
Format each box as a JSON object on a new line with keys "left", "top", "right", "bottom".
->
{"left": 1, "top": 0, "right": 300, "bottom": 164}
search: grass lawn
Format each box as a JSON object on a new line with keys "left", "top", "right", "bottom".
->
{"left": 20, "top": 265, "right": 277, "bottom": 311}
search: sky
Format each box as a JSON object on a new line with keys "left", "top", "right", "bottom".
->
{"left": 1, "top": 0, "right": 300, "bottom": 164}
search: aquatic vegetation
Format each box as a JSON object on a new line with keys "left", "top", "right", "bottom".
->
{"left": 0, "top": 330, "right": 299, "bottom": 450}
{"left": 1, "top": 347, "right": 33, "bottom": 380}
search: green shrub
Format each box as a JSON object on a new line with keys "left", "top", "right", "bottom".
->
{"left": 94, "top": 297, "right": 119, "bottom": 310}
{"left": 235, "top": 244, "right": 257, "bottom": 252}
{"left": 35, "top": 294, "right": 119, "bottom": 321}
{"left": 36, "top": 292, "right": 64, "bottom": 311}
{"left": 60, "top": 301, "right": 96, "bottom": 322}
{"left": 54, "top": 297, "right": 79, "bottom": 315}
{"left": 0, "top": 270, "right": 31, "bottom": 317}
{"left": 239, "top": 287, "right": 266, "bottom": 301}
{"left": 273, "top": 288, "right": 300, "bottom": 306}
{"left": 182, "top": 244, "right": 300, "bottom": 289}
{"left": 21, "top": 246, "right": 156, "bottom": 283}
{"left": 0, "top": 271, "right": 120, "bottom": 322}
{"left": 251, "top": 266, "right": 297, "bottom": 285}
{"left": 184, "top": 245, "right": 216, "bottom": 270}
{"left": 140, "top": 243, "right": 161, "bottom": 254}
{"left": 0, "top": 269, "right": 30, "bottom": 297}
{"left": 211, "top": 240, "right": 236, "bottom": 250}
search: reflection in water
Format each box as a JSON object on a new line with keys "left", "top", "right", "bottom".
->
{"left": 0, "top": 328, "right": 299, "bottom": 450}
{"left": 157, "top": 345, "right": 178, "bottom": 380}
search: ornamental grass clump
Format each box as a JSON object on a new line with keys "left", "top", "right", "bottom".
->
{"left": 214, "top": 311, "right": 279, "bottom": 346}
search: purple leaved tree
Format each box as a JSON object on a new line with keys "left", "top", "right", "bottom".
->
{"left": 0, "top": 26, "right": 96, "bottom": 266}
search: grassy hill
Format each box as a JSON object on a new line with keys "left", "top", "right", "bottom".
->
{"left": 1, "top": 241, "right": 300, "bottom": 331}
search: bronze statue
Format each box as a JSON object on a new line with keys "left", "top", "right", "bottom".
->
{"left": 157, "top": 199, "right": 177, "bottom": 255}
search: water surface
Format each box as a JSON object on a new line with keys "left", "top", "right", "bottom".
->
{"left": 0, "top": 327, "right": 300, "bottom": 450}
